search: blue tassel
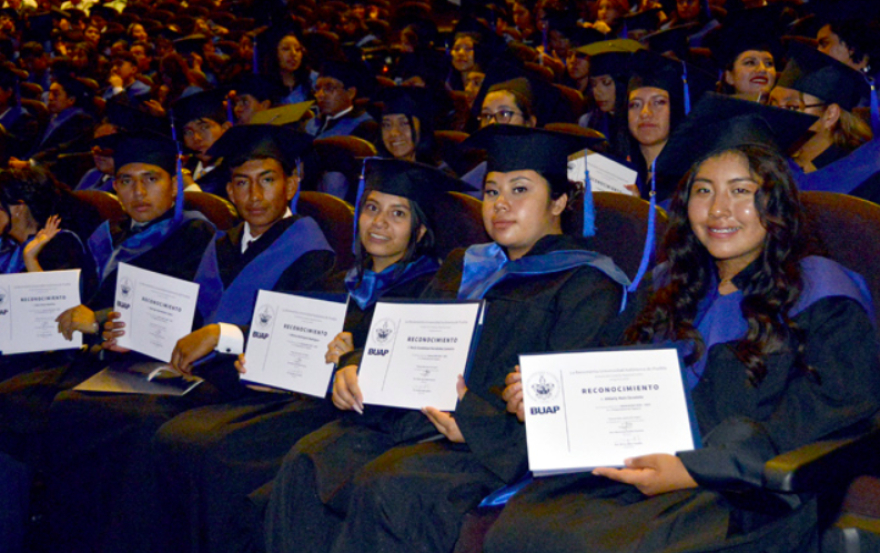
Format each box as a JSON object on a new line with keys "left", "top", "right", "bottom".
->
{"left": 226, "top": 92, "right": 235, "bottom": 125}
{"left": 681, "top": 61, "right": 691, "bottom": 115}
{"left": 627, "top": 158, "right": 657, "bottom": 292}
{"left": 290, "top": 158, "right": 302, "bottom": 214}
{"left": 352, "top": 158, "right": 369, "bottom": 253}
{"left": 867, "top": 74, "right": 879, "bottom": 137}
{"left": 171, "top": 115, "right": 185, "bottom": 221}
{"left": 582, "top": 153, "right": 595, "bottom": 237}
{"left": 252, "top": 39, "right": 259, "bottom": 75}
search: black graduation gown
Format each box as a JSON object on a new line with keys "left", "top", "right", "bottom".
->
{"left": 482, "top": 270, "right": 880, "bottom": 553}
{"left": 264, "top": 234, "right": 627, "bottom": 553}
{"left": 150, "top": 263, "right": 437, "bottom": 553}
{"left": 41, "top": 217, "right": 336, "bottom": 553}
{"left": 0, "top": 212, "right": 215, "bottom": 464}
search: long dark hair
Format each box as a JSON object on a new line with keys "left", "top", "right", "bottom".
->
{"left": 376, "top": 113, "right": 442, "bottom": 167}
{"left": 352, "top": 190, "right": 436, "bottom": 282}
{"left": 0, "top": 166, "right": 64, "bottom": 231}
{"left": 625, "top": 144, "right": 810, "bottom": 386}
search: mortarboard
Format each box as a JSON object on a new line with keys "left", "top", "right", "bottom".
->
{"left": 318, "top": 59, "right": 368, "bottom": 95}
{"left": 621, "top": 8, "right": 663, "bottom": 38}
{"left": 173, "top": 34, "right": 209, "bottom": 56}
{"left": 641, "top": 23, "right": 699, "bottom": 59}
{"left": 655, "top": 92, "right": 817, "bottom": 186}
{"left": 104, "top": 100, "right": 169, "bottom": 135}
{"left": 777, "top": 41, "right": 869, "bottom": 112}
{"left": 112, "top": 131, "right": 179, "bottom": 175}
{"left": 577, "top": 39, "right": 644, "bottom": 78}
{"left": 171, "top": 88, "right": 228, "bottom": 127}
{"left": 229, "top": 73, "right": 280, "bottom": 103}
{"left": 206, "top": 124, "right": 313, "bottom": 174}
{"left": 628, "top": 49, "right": 716, "bottom": 116}
{"left": 362, "top": 158, "right": 468, "bottom": 208}
{"left": 708, "top": 6, "right": 785, "bottom": 69}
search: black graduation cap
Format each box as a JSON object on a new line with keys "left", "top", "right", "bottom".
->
{"left": 104, "top": 100, "right": 169, "bottom": 135}
{"left": 777, "top": 42, "right": 869, "bottom": 112}
{"left": 93, "top": 131, "right": 125, "bottom": 153}
{"left": 173, "top": 34, "right": 209, "bottom": 56}
{"left": 487, "top": 77, "right": 534, "bottom": 108}
{"left": 543, "top": 8, "right": 579, "bottom": 37}
{"left": 377, "top": 86, "right": 434, "bottom": 121}
{"left": 621, "top": 8, "right": 663, "bottom": 37}
{"left": 577, "top": 39, "right": 644, "bottom": 77}
{"left": 641, "top": 23, "right": 699, "bottom": 59}
{"left": 568, "top": 26, "right": 606, "bottom": 48}
{"left": 229, "top": 73, "right": 280, "bottom": 103}
{"left": 362, "top": 158, "right": 467, "bottom": 207}
{"left": 318, "top": 59, "right": 367, "bottom": 94}
{"left": 54, "top": 76, "right": 93, "bottom": 108}
{"left": 206, "top": 124, "right": 313, "bottom": 173}
{"left": 628, "top": 49, "right": 716, "bottom": 114}
{"left": 655, "top": 93, "right": 817, "bottom": 184}
{"left": 171, "top": 88, "right": 228, "bottom": 127}
{"left": 804, "top": 0, "right": 880, "bottom": 26}
{"left": 709, "top": 6, "right": 785, "bottom": 69}
{"left": 113, "top": 131, "right": 179, "bottom": 175}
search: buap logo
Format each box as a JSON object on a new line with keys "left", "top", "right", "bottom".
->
{"left": 373, "top": 319, "right": 395, "bottom": 343}
{"left": 256, "top": 304, "right": 274, "bottom": 329}
{"left": 120, "top": 278, "right": 134, "bottom": 299}
{"left": 526, "top": 372, "right": 560, "bottom": 403}
{"left": 0, "top": 286, "right": 8, "bottom": 310}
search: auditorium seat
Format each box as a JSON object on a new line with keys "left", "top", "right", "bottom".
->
{"left": 433, "top": 191, "right": 489, "bottom": 258}
{"left": 53, "top": 152, "right": 96, "bottom": 190}
{"left": 20, "top": 98, "right": 48, "bottom": 136}
{"left": 543, "top": 122, "right": 606, "bottom": 141}
{"left": 297, "top": 191, "right": 356, "bottom": 269}
{"left": 762, "top": 191, "right": 880, "bottom": 553}
{"left": 591, "top": 191, "right": 668, "bottom": 281}
{"left": 18, "top": 81, "right": 42, "bottom": 100}
{"left": 183, "top": 191, "right": 239, "bottom": 231}
{"left": 523, "top": 61, "right": 554, "bottom": 83}
{"left": 552, "top": 84, "right": 585, "bottom": 118}
{"left": 71, "top": 190, "right": 125, "bottom": 224}
{"left": 314, "top": 135, "right": 378, "bottom": 159}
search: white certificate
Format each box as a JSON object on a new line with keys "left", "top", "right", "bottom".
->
{"left": 0, "top": 269, "right": 81, "bottom": 354}
{"left": 242, "top": 291, "right": 348, "bottom": 396}
{"left": 520, "top": 346, "right": 697, "bottom": 476}
{"left": 113, "top": 262, "right": 200, "bottom": 362}
{"left": 568, "top": 149, "right": 639, "bottom": 196}
{"left": 358, "top": 300, "right": 484, "bottom": 411}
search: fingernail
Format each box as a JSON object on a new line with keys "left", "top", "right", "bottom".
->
{"left": 353, "top": 404, "right": 363, "bottom": 415}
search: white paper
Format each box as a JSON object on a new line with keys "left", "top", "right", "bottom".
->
{"left": 520, "top": 347, "right": 696, "bottom": 476}
{"left": 113, "top": 262, "right": 199, "bottom": 362}
{"left": 74, "top": 362, "right": 203, "bottom": 395}
{"left": 568, "top": 149, "right": 639, "bottom": 196}
{"left": 358, "top": 301, "right": 484, "bottom": 411}
{"left": 242, "top": 291, "right": 349, "bottom": 396}
{"left": 0, "top": 269, "right": 81, "bottom": 354}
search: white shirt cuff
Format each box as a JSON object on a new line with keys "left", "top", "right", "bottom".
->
{"left": 216, "top": 323, "right": 244, "bottom": 355}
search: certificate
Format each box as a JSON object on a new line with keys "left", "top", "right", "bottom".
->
{"left": 242, "top": 291, "right": 348, "bottom": 396}
{"left": 358, "top": 300, "right": 485, "bottom": 411}
{"left": 519, "top": 346, "right": 698, "bottom": 476}
{"left": 0, "top": 269, "right": 81, "bottom": 354}
{"left": 568, "top": 149, "right": 639, "bottom": 196}
{"left": 113, "top": 262, "right": 200, "bottom": 362}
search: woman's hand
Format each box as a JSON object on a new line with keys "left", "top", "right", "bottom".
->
{"left": 332, "top": 364, "right": 364, "bottom": 413}
{"left": 101, "top": 311, "right": 130, "bottom": 352}
{"left": 502, "top": 365, "right": 525, "bottom": 422}
{"left": 143, "top": 99, "right": 166, "bottom": 118}
{"left": 422, "top": 375, "right": 468, "bottom": 443}
{"left": 23, "top": 215, "right": 62, "bottom": 272}
{"left": 55, "top": 304, "right": 98, "bottom": 340}
{"left": 325, "top": 332, "right": 354, "bottom": 365}
{"left": 592, "top": 454, "right": 698, "bottom": 496}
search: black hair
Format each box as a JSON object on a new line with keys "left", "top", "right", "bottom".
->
{"left": 0, "top": 166, "right": 64, "bottom": 231}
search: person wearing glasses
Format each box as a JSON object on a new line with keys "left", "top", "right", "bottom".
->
{"left": 304, "top": 60, "right": 376, "bottom": 143}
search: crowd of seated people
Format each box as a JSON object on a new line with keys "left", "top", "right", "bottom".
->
{"left": 1, "top": 0, "right": 880, "bottom": 552}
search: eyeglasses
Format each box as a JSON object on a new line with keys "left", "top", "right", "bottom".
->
{"left": 478, "top": 110, "right": 523, "bottom": 124}
{"left": 314, "top": 84, "right": 345, "bottom": 94}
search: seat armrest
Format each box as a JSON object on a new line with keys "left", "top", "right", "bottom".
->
{"left": 764, "top": 425, "right": 880, "bottom": 493}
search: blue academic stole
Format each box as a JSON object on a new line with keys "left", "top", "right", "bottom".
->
{"left": 344, "top": 256, "right": 440, "bottom": 310}
{"left": 205, "top": 217, "right": 334, "bottom": 326}
{"left": 306, "top": 111, "right": 373, "bottom": 138}
{"left": 794, "top": 138, "right": 880, "bottom": 195}
{"left": 38, "top": 107, "right": 84, "bottom": 148}
{"left": 0, "top": 229, "right": 83, "bottom": 274}
{"left": 458, "top": 242, "right": 631, "bottom": 309}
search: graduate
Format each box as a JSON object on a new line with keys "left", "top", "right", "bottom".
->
{"left": 0, "top": 131, "right": 217, "bottom": 490}
{"left": 304, "top": 60, "right": 376, "bottom": 142}
{"left": 711, "top": 7, "right": 782, "bottom": 103}
{"left": 264, "top": 125, "right": 632, "bottom": 553}
{"left": 172, "top": 88, "right": 233, "bottom": 197}
{"left": 42, "top": 124, "right": 334, "bottom": 553}
{"left": 151, "top": 159, "right": 463, "bottom": 553}
{"left": 375, "top": 86, "right": 446, "bottom": 170}
{"left": 488, "top": 93, "right": 880, "bottom": 553}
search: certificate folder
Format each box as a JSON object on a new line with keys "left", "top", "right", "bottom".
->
{"left": 74, "top": 357, "right": 203, "bottom": 396}
{"left": 519, "top": 345, "right": 699, "bottom": 477}
{"left": 358, "top": 299, "right": 485, "bottom": 411}
{"left": 241, "top": 291, "right": 349, "bottom": 397}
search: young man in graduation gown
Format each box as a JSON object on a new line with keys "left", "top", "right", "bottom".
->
{"left": 41, "top": 124, "right": 337, "bottom": 553}
{"left": 0, "top": 131, "right": 217, "bottom": 513}
{"left": 263, "top": 125, "right": 633, "bottom": 553}
{"left": 304, "top": 60, "right": 376, "bottom": 143}
{"left": 172, "top": 88, "right": 233, "bottom": 197}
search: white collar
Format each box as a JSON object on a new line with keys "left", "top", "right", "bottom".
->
{"left": 325, "top": 105, "right": 354, "bottom": 122}
{"left": 241, "top": 208, "right": 293, "bottom": 254}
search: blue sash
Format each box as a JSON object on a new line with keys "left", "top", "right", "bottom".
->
{"left": 654, "top": 256, "right": 875, "bottom": 390}
{"left": 88, "top": 210, "right": 208, "bottom": 284}
{"left": 458, "top": 242, "right": 631, "bottom": 310}
{"left": 0, "top": 105, "right": 23, "bottom": 129}
{"left": 344, "top": 255, "right": 440, "bottom": 310}
{"left": 306, "top": 111, "right": 373, "bottom": 138}
{"left": 0, "top": 229, "right": 83, "bottom": 274}
{"left": 206, "top": 217, "right": 334, "bottom": 325}
{"left": 38, "top": 107, "right": 84, "bottom": 148}
{"left": 795, "top": 138, "right": 880, "bottom": 195}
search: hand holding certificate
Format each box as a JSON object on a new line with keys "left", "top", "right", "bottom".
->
{"left": 357, "top": 300, "right": 484, "bottom": 411}
{"left": 0, "top": 269, "right": 81, "bottom": 354}
{"left": 113, "top": 262, "right": 200, "bottom": 362}
{"left": 242, "top": 291, "right": 348, "bottom": 396}
{"left": 519, "top": 346, "right": 698, "bottom": 477}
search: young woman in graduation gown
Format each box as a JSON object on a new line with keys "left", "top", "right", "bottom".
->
{"left": 486, "top": 96, "right": 880, "bottom": 553}
{"left": 149, "top": 159, "right": 453, "bottom": 553}
{"left": 263, "top": 125, "right": 632, "bottom": 553}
